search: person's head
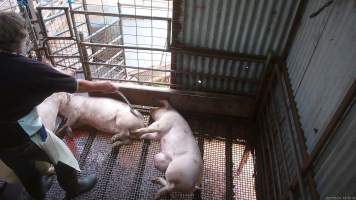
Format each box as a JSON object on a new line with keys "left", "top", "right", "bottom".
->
{"left": 0, "top": 12, "right": 27, "bottom": 54}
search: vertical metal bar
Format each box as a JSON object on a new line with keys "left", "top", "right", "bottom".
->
{"left": 117, "top": 1, "right": 127, "bottom": 78}
{"left": 166, "top": 19, "right": 171, "bottom": 50}
{"left": 79, "top": 32, "right": 92, "bottom": 80}
{"left": 269, "top": 94, "right": 295, "bottom": 200}
{"left": 68, "top": 2, "right": 89, "bottom": 79}
{"left": 225, "top": 135, "right": 233, "bottom": 200}
{"left": 64, "top": 8, "right": 75, "bottom": 38}
{"left": 256, "top": 147, "right": 266, "bottom": 200}
{"left": 260, "top": 110, "right": 278, "bottom": 200}
{"left": 264, "top": 107, "right": 283, "bottom": 199}
{"left": 257, "top": 126, "right": 272, "bottom": 200}
{"left": 193, "top": 136, "right": 204, "bottom": 200}
{"left": 82, "top": 0, "right": 92, "bottom": 36}
{"left": 256, "top": 51, "right": 272, "bottom": 101}
{"left": 279, "top": 65, "right": 319, "bottom": 199}
{"left": 37, "top": 8, "right": 48, "bottom": 38}
{"left": 276, "top": 68, "right": 307, "bottom": 199}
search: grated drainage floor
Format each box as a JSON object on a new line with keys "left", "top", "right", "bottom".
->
{"left": 41, "top": 113, "right": 255, "bottom": 200}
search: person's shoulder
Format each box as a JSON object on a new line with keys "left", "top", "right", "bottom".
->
{"left": 16, "top": 56, "right": 53, "bottom": 71}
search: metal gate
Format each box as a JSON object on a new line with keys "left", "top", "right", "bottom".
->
{"left": 35, "top": 0, "right": 172, "bottom": 86}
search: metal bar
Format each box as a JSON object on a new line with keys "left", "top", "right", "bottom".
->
{"left": 50, "top": 40, "right": 77, "bottom": 55}
{"left": 255, "top": 65, "right": 277, "bottom": 117}
{"left": 59, "top": 60, "right": 81, "bottom": 69}
{"left": 85, "top": 20, "right": 119, "bottom": 41}
{"left": 256, "top": 52, "right": 273, "bottom": 101}
{"left": 128, "top": 140, "right": 150, "bottom": 200}
{"left": 172, "top": 44, "right": 267, "bottom": 63}
{"left": 41, "top": 5, "right": 82, "bottom": 22}
{"left": 225, "top": 135, "right": 234, "bottom": 200}
{"left": 260, "top": 113, "right": 278, "bottom": 200}
{"left": 92, "top": 77, "right": 174, "bottom": 86}
{"left": 119, "top": 3, "right": 171, "bottom": 10}
{"left": 269, "top": 93, "right": 295, "bottom": 200}
{"left": 71, "top": 10, "right": 171, "bottom": 21}
{"left": 101, "top": 60, "right": 125, "bottom": 78}
{"left": 170, "top": 0, "right": 183, "bottom": 88}
{"left": 87, "top": 60, "right": 258, "bottom": 83}
{"left": 79, "top": 32, "right": 92, "bottom": 80}
{"left": 89, "top": 36, "right": 122, "bottom": 59}
{"left": 52, "top": 54, "right": 79, "bottom": 65}
{"left": 86, "top": 62, "right": 173, "bottom": 73}
{"left": 264, "top": 101, "right": 283, "bottom": 198}
{"left": 193, "top": 134, "right": 204, "bottom": 200}
{"left": 257, "top": 121, "right": 272, "bottom": 200}
{"left": 93, "top": 50, "right": 124, "bottom": 74}
{"left": 49, "top": 55, "right": 80, "bottom": 58}
{"left": 68, "top": 1, "right": 87, "bottom": 77}
{"left": 81, "top": 42, "right": 168, "bottom": 52}
{"left": 54, "top": 22, "right": 86, "bottom": 37}
{"left": 256, "top": 146, "right": 267, "bottom": 200}
{"left": 42, "top": 10, "right": 66, "bottom": 22}
{"left": 37, "top": 7, "right": 48, "bottom": 38}
{"left": 81, "top": 0, "right": 92, "bottom": 36}
{"left": 78, "top": 130, "right": 96, "bottom": 167}
{"left": 303, "top": 80, "right": 356, "bottom": 180}
{"left": 91, "top": 83, "right": 256, "bottom": 118}
{"left": 37, "top": 6, "right": 69, "bottom": 10}
{"left": 277, "top": 65, "right": 308, "bottom": 199}
{"left": 117, "top": 1, "right": 127, "bottom": 78}
{"left": 64, "top": 7, "right": 74, "bottom": 38}
{"left": 166, "top": 19, "right": 171, "bottom": 49}
{"left": 45, "top": 36, "right": 73, "bottom": 40}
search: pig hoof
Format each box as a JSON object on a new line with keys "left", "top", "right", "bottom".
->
{"left": 150, "top": 177, "right": 160, "bottom": 184}
{"left": 110, "top": 134, "right": 121, "bottom": 143}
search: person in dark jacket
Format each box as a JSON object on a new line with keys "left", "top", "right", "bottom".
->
{"left": 0, "top": 12, "right": 117, "bottom": 199}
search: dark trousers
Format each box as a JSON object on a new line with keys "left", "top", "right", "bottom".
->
{"left": 0, "top": 140, "right": 78, "bottom": 199}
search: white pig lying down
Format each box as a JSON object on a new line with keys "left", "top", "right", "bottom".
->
{"left": 54, "top": 92, "right": 145, "bottom": 149}
{"left": 132, "top": 100, "right": 203, "bottom": 200}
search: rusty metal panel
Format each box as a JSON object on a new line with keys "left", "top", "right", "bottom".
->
{"left": 314, "top": 102, "right": 356, "bottom": 198}
{"left": 286, "top": 0, "right": 356, "bottom": 152}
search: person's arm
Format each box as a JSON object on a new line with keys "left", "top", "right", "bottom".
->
{"left": 76, "top": 80, "right": 118, "bottom": 93}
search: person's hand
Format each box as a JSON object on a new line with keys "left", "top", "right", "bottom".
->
{"left": 95, "top": 81, "right": 118, "bottom": 93}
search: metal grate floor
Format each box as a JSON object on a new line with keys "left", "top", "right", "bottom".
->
{"left": 44, "top": 113, "right": 256, "bottom": 200}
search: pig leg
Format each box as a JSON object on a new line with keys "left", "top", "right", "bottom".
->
{"left": 63, "top": 115, "right": 78, "bottom": 137}
{"left": 110, "top": 129, "right": 130, "bottom": 143}
{"left": 154, "top": 153, "right": 171, "bottom": 172}
{"left": 154, "top": 181, "right": 175, "bottom": 200}
{"left": 111, "top": 130, "right": 131, "bottom": 150}
{"left": 140, "top": 132, "right": 160, "bottom": 140}
{"left": 131, "top": 121, "right": 161, "bottom": 134}
{"left": 151, "top": 176, "right": 168, "bottom": 186}
{"left": 110, "top": 133, "right": 122, "bottom": 143}
{"left": 112, "top": 138, "right": 132, "bottom": 151}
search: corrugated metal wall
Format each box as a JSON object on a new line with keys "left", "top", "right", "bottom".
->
{"left": 178, "top": 0, "right": 299, "bottom": 56}
{"left": 255, "top": 65, "right": 316, "bottom": 200}
{"left": 287, "top": 0, "right": 356, "bottom": 152}
{"left": 286, "top": 0, "right": 356, "bottom": 198}
{"left": 314, "top": 100, "right": 356, "bottom": 198}
{"left": 173, "top": 0, "right": 301, "bottom": 95}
